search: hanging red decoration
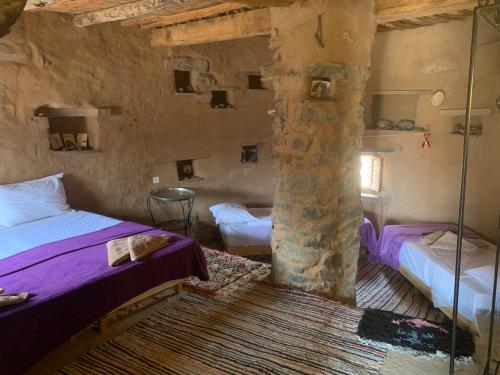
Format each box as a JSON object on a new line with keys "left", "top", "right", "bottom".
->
{"left": 422, "top": 132, "right": 431, "bottom": 149}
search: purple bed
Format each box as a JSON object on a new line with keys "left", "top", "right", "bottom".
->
{"left": 0, "top": 221, "right": 209, "bottom": 375}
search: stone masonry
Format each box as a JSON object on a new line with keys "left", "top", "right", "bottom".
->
{"left": 267, "top": 0, "right": 376, "bottom": 303}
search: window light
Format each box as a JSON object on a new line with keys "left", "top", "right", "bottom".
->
{"left": 360, "top": 155, "right": 382, "bottom": 193}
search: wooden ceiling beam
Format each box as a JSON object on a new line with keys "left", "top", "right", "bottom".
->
{"left": 151, "top": 8, "right": 271, "bottom": 47}
{"left": 375, "top": 0, "right": 477, "bottom": 23}
{"left": 122, "top": 2, "right": 248, "bottom": 28}
{"left": 73, "top": 0, "right": 225, "bottom": 27}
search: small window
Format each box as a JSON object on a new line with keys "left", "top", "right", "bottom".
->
{"left": 174, "top": 70, "right": 193, "bottom": 93}
{"left": 360, "top": 155, "right": 382, "bottom": 193}
{"left": 248, "top": 74, "right": 264, "bottom": 90}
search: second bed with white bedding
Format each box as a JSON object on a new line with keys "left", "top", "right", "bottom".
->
{"left": 399, "top": 239, "right": 499, "bottom": 329}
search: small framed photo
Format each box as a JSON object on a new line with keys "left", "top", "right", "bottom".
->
{"left": 49, "top": 133, "right": 63, "bottom": 150}
{"left": 76, "top": 133, "right": 88, "bottom": 150}
{"left": 310, "top": 78, "right": 331, "bottom": 100}
{"left": 241, "top": 145, "right": 257, "bottom": 163}
{"left": 62, "top": 134, "right": 76, "bottom": 150}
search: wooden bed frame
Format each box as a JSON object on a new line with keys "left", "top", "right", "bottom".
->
{"left": 399, "top": 265, "right": 477, "bottom": 334}
{"left": 225, "top": 245, "right": 272, "bottom": 257}
{"left": 97, "top": 277, "right": 186, "bottom": 334}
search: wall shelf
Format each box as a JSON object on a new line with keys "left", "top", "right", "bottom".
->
{"left": 36, "top": 107, "right": 120, "bottom": 118}
{"left": 366, "top": 90, "right": 433, "bottom": 95}
{"left": 51, "top": 149, "right": 102, "bottom": 155}
{"left": 363, "top": 129, "right": 425, "bottom": 137}
{"left": 440, "top": 108, "right": 492, "bottom": 116}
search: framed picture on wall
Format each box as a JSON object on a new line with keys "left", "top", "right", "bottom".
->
{"left": 62, "top": 134, "right": 76, "bottom": 150}
{"left": 49, "top": 133, "right": 63, "bottom": 150}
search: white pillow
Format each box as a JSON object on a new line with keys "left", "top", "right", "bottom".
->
{"left": 465, "top": 265, "right": 499, "bottom": 291}
{"left": 209, "top": 203, "right": 258, "bottom": 225}
{"left": 0, "top": 173, "right": 71, "bottom": 227}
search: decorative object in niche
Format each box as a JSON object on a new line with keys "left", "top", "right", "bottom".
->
{"left": 248, "top": 74, "right": 264, "bottom": 90}
{"left": 395, "top": 119, "right": 415, "bottom": 131}
{"left": 496, "top": 96, "right": 500, "bottom": 110}
{"left": 452, "top": 124, "right": 483, "bottom": 136}
{"left": 174, "top": 70, "right": 195, "bottom": 93}
{"left": 49, "top": 133, "right": 63, "bottom": 151}
{"left": 211, "top": 90, "right": 232, "bottom": 109}
{"left": 176, "top": 160, "right": 194, "bottom": 180}
{"left": 375, "top": 119, "right": 393, "bottom": 130}
{"left": 241, "top": 145, "right": 257, "bottom": 163}
{"left": 76, "top": 133, "right": 88, "bottom": 149}
{"left": 62, "top": 134, "right": 76, "bottom": 150}
{"left": 422, "top": 132, "right": 431, "bottom": 149}
{"left": 430, "top": 90, "right": 446, "bottom": 107}
{"left": 310, "top": 78, "right": 331, "bottom": 100}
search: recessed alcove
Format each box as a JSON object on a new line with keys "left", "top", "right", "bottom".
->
{"left": 33, "top": 106, "right": 120, "bottom": 154}
{"left": 248, "top": 74, "right": 264, "bottom": 90}
{"left": 173, "top": 70, "right": 196, "bottom": 93}
{"left": 210, "top": 90, "right": 233, "bottom": 109}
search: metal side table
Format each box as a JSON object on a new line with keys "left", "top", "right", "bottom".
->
{"left": 146, "top": 188, "right": 196, "bottom": 235}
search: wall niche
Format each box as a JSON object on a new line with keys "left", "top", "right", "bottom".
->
{"left": 211, "top": 90, "right": 233, "bottom": 109}
{"left": 34, "top": 106, "right": 119, "bottom": 154}
{"left": 248, "top": 74, "right": 264, "bottom": 90}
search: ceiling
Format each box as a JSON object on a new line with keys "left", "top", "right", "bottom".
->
{"left": 23, "top": 0, "right": 478, "bottom": 45}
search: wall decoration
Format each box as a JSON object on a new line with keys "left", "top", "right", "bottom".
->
{"left": 176, "top": 159, "right": 194, "bottom": 180}
{"left": 62, "top": 134, "right": 76, "bottom": 150}
{"left": 422, "top": 132, "right": 431, "bottom": 149}
{"left": 49, "top": 133, "right": 63, "bottom": 150}
{"left": 241, "top": 145, "right": 257, "bottom": 163}
{"left": 395, "top": 119, "right": 415, "bottom": 131}
{"left": 76, "top": 133, "right": 88, "bottom": 150}
{"left": 310, "top": 78, "right": 331, "bottom": 100}
{"left": 430, "top": 90, "right": 446, "bottom": 107}
{"left": 375, "top": 119, "right": 393, "bottom": 130}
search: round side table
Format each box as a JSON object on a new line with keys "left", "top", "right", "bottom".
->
{"left": 146, "top": 188, "right": 196, "bottom": 235}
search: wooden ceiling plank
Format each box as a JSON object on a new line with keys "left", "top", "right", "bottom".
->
{"left": 375, "top": 0, "right": 477, "bottom": 23}
{"left": 73, "top": 0, "right": 225, "bottom": 27}
{"left": 150, "top": 8, "right": 271, "bottom": 47}
{"left": 121, "top": 2, "right": 248, "bottom": 28}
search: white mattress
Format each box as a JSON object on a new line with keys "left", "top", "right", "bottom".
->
{"left": 399, "top": 239, "right": 499, "bottom": 324}
{"left": 219, "top": 207, "right": 272, "bottom": 247}
{"left": 0, "top": 210, "right": 121, "bottom": 260}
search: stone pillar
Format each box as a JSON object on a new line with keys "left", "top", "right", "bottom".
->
{"left": 266, "top": 0, "right": 376, "bottom": 303}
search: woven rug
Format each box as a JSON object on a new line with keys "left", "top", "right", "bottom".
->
{"left": 58, "top": 283, "right": 386, "bottom": 375}
{"left": 356, "top": 254, "right": 447, "bottom": 323}
{"left": 183, "top": 247, "right": 271, "bottom": 295}
{"left": 358, "top": 309, "right": 474, "bottom": 358}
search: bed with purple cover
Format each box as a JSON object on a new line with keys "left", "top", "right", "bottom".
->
{"left": 0, "top": 220, "right": 209, "bottom": 375}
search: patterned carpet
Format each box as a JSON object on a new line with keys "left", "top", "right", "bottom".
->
{"left": 183, "top": 247, "right": 271, "bottom": 296}
{"left": 57, "top": 251, "right": 445, "bottom": 374}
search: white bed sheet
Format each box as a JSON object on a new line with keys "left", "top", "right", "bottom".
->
{"left": 219, "top": 207, "right": 272, "bottom": 247}
{"left": 399, "top": 240, "right": 499, "bottom": 323}
{"left": 0, "top": 210, "right": 121, "bottom": 260}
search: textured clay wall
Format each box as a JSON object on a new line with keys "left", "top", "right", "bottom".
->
{"left": 363, "top": 17, "right": 500, "bottom": 240}
{"left": 0, "top": 13, "right": 274, "bottom": 228}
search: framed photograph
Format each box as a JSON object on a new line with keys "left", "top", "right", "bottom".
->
{"left": 310, "top": 78, "right": 331, "bottom": 100}
{"left": 241, "top": 145, "right": 258, "bottom": 163}
{"left": 62, "top": 133, "right": 76, "bottom": 150}
{"left": 76, "top": 133, "right": 88, "bottom": 150}
{"left": 49, "top": 133, "right": 63, "bottom": 150}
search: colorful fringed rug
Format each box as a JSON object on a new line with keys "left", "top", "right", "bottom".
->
{"left": 58, "top": 283, "right": 386, "bottom": 375}
{"left": 182, "top": 247, "right": 271, "bottom": 295}
{"left": 358, "top": 309, "right": 475, "bottom": 358}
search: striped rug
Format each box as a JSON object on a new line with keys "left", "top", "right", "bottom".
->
{"left": 57, "top": 255, "right": 444, "bottom": 375}
{"left": 58, "top": 283, "right": 386, "bottom": 375}
{"left": 356, "top": 255, "right": 446, "bottom": 323}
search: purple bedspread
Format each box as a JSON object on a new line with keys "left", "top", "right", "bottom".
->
{"left": 372, "top": 223, "right": 479, "bottom": 270}
{"left": 0, "top": 221, "right": 209, "bottom": 375}
{"left": 360, "top": 217, "right": 378, "bottom": 254}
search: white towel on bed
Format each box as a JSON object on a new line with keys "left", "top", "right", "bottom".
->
{"left": 107, "top": 235, "right": 169, "bottom": 266}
